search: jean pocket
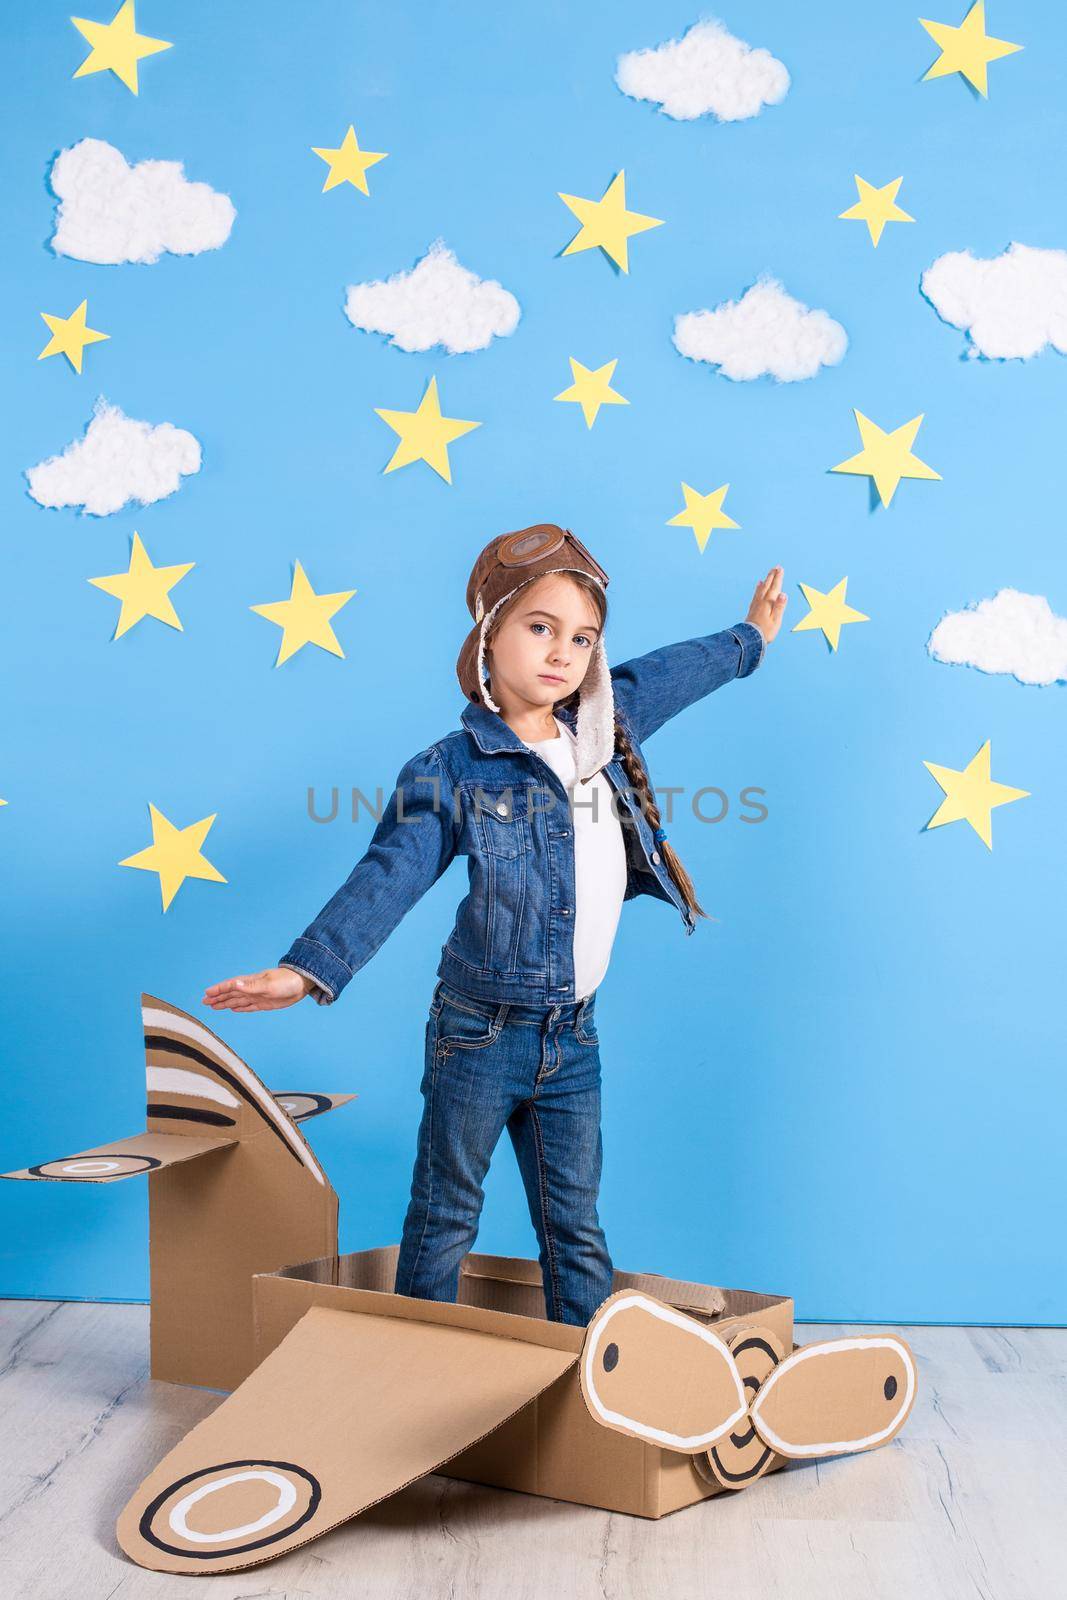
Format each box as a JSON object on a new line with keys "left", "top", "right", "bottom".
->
{"left": 436, "top": 995, "right": 504, "bottom": 1051}
{"left": 575, "top": 997, "right": 598, "bottom": 1046}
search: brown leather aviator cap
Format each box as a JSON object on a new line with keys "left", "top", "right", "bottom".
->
{"left": 455, "top": 523, "right": 616, "bottom": 782}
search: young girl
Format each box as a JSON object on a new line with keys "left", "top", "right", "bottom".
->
{"left": 204, "top": 525, "right": 786, "bottom": 1325}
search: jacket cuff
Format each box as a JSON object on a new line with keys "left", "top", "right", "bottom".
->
{"left": 729, "top": 620, "right": 765, "bottom": 678}
{"left": 278, "top": 963, "right": 333, "bottom": 1006}
{"left": 278, "top": 937, "right": 352, "bottom": 1005}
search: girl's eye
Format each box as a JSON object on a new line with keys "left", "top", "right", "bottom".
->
{"left": 530, "top": 622, "right": 593, "bottom": 648}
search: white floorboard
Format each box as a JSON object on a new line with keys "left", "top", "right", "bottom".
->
{"left": 0, "top": 1300, "right": 1062, "bottom": 1599}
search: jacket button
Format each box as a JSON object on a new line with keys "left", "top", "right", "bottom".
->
{"left": 651, "top": 850, "right": 661, "bottom": 864}
{"left": 560, "top": 907, "right": 571, "bottom": 916}
{"left": 496, "top": 802, "right": 508, "bottom": 816}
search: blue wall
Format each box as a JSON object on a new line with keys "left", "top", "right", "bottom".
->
{"left": 2, "top": 1, "right": 1062, "bottom": 1322}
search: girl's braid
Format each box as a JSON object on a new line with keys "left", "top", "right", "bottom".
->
{"left": 612, "top": 714, "right": 709, "bottom": 926}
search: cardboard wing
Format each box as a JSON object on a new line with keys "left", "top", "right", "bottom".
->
{"left": 0, "top": 1130, "right": 235, "bottom": 1183}
{"left": 578, "top": 1291, "right": 917, "bottom": 1488}
{"left": 117, "top": 1303, "right": 579, "bottom": 1574}
{"left": 2, "top": 993, "right": 357, "bottom": 1392}
{"left": 270, "top": 1092, "right": 356, "bottom": 1124}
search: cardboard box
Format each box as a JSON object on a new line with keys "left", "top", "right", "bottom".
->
{"left": 251, "top": 1244, "right": 796, "bottom": 1518}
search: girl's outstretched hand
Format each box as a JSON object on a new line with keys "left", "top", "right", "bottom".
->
{"left": 202, "top": 968, "right": 313, "bottom": 1013}
{"left": 746, "top": 565, "right": 787, "bottom": 644}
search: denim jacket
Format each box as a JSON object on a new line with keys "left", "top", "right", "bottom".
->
{"left": 278, "top": 619, "right": 765, "bottom": 1005}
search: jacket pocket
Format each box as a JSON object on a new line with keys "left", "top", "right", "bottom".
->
{"left": 475, "top": 786, "right": 532, "bottom": 859}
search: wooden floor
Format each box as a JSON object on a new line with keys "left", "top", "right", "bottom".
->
{"left": 0, "top": 1300, "right": 1061, "bottom": 1599}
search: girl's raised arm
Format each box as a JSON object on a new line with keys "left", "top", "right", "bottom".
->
{"left": 610, "top": 567, "right": 785, "bottom": 744}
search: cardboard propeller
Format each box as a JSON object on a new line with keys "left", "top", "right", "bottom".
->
{"left": 0, "top": 994, "right": 355, "bottom": 1390}
{"left": 579, "top": 1291, "right": 917, "bottom": 1490}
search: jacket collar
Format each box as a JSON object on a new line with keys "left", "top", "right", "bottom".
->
{"left": 461, "top": 698, "right": 578, "bottom": 757}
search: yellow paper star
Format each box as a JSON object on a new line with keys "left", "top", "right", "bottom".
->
{"left": 553, "top": 358, "right": 628, "bottom": 429}
{"left": 838, "top": 176, "right": 915, "bottom": 247}
{"left": 71, "top": 0, "right": 172, "bottom": 95}
{"left": 38, "top": 300, "right": 109, "bottom": 373}
{"left": 119, "top": 803, "right": 226, "bottom": 911}
{"left": 919, "top": 2, "right": 1022, "bottom": 96}
{"left": 250, "top": 561, "right": 357, "bottom": 667}
{"left": 922, "top": 739, "right": 1028, "bottom": 849}
{"left": 87, "top": 532, "right": 194, "bottom": 639}
{"left": 374, "top": 376, "right": 481, "bottom": 482}
{"left": 558, "top": 170, "right": 664, "bottom": 273}
{"left": 311, "top": 125, "right": 388, "bottom": 195}
{"left": 792, "top": 578, "right": 870, "bottom": 651}
{"left": 830, "top": 409, "right": 941, "bottom": 507}
{"left": 666, "top": 482, "right": 739, "bottom": 554}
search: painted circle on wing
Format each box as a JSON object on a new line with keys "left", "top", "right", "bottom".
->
{"left": 138, "top": 1459, "right": 322, "bottom": 1559}
{"left": 695, "top": 1326, "right": 785, "bottom": 1491}
{"left": 273, "top": 1092, "right": 331, "bottom": 1121}
{"left": 29, "top": 1154, "right": 161, "bottom": 1180}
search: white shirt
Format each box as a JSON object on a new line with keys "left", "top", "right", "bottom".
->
{"left": 522, "top": 716, "right": 627, "bottom": 1001}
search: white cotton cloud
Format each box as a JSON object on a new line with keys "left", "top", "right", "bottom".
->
{"left": 49, "top": 137, "right": 235, "bottom": 265}
{"left": 928, "top": 589, "right": 1067, "bottom": 686}
{"left": 615, "top": 16, "right": 789, "bottom": 122}
{"left": 25, "top": 397, "right": 202, "bottom": 517}
{"left": 673, "top": 275, "right": 847, "bottom": 382}
{"left": 344, "top": 239, "right": 521, "bottom": 354}
{"left": 921, "top": 241, "right": 1067, "bottom": 360}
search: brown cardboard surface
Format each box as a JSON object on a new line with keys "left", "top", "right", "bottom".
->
{"left": 117, "top": 1304, "right": 579, "bottom": 1574}
{"left": 251, "top": 1250, "right": 797, "bottom": 1519}
{"left": 0, "top": 1130, "right": 235, "bottom": 1183}
{"left": 576, "top": 1300, "right": 918, "bottom": 1489}
{"left": 748, "top": 1334, "right": 917, "bottom": 1457}
{"left": 1, "top": 994, "right": 355, "bottom": 1392}
{"left": 695, "top": 1325, "right": 787, "bottom": 1491}
{"left": 254, "top": 1267, "right": 584, "bottom": 1360}
{"left": 579, "top": 1290, "right": 748, "bottom": 1453}
{"left": 142, "top": 995, "right": 347, "bottom": 1391}
{"left": 270, "top": 1092, "right": 356, "bottom": 1123}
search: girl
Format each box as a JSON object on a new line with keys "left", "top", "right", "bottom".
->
{"left": 204, "top": 524, "right": 786, "bottom": 1325}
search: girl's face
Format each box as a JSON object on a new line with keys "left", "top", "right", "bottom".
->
{"left": 486, "top": 573, "right": 602, "bottom": 711}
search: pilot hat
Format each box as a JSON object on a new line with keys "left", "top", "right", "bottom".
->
{"left": 456, "top": 524, "right": 615, "bottom": 782}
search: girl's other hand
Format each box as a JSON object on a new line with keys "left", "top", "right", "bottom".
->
{"left": 202, "top": 968, "right": 313, "bottom": 1012}
{"left": 746, "top": 565, "right": 787, "bottom": 644}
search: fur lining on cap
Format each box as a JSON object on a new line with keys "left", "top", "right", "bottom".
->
{"left": 476, "top": 567, "right": 615, "bottom": 782}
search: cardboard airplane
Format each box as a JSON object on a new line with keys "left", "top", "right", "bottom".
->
{"left": 1, "top": 993, "right": 355, "bottom": 1391}
{"left": 1, "top": 996, "right": 918, "bottom": 1574}
{"left": 114, "top": 1283, "right": 915, "bottom": 1574}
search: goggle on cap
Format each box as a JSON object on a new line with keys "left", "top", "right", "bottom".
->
{"left": 455, "top": 524, "right": 617, "bottom": 783}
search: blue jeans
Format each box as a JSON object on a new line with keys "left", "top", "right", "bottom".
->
{"left": 393, "top": 977, "right": 614, "bottom": 1325}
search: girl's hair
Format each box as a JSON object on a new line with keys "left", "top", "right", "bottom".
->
{"left": 483, "top": 570, "right": 708, "bottom": 926}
